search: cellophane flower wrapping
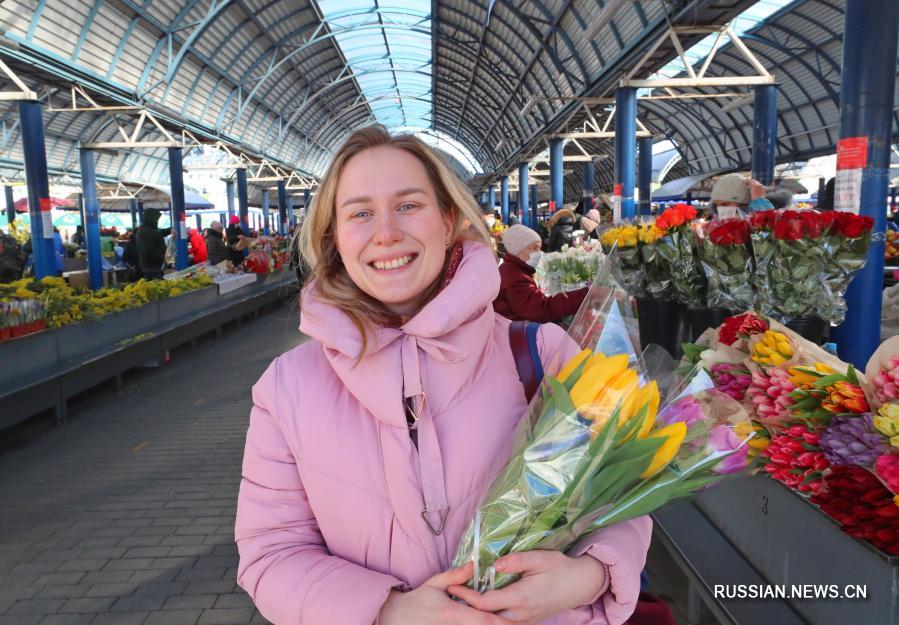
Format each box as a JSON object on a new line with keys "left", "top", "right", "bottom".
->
{"left": 748, "top": 210, "right": 777, "bottom": 316}
{"left": 700, "top": 215, "right": 753, "bottom": 311}
{"left": 767, "top": 210, "right": 832, "bottom": 320}
{"left": 818, "top": 212, "right": 875, "bottom": 324}
{"left": 535, "top": 241, "right": 604, "bottom": 295}
{"left": 599, "top": 223, "right": 646, "bottom": 297}
{"left": 652, "top": 205, "right": 707, "bottom": 309}
{"left": 451, "top": 256, "right": 758, "bottom": 592}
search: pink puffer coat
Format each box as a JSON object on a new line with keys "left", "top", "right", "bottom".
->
{"left": 236, "top": 240, "right": 651, "bottom": 625}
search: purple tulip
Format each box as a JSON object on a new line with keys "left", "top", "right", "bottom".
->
{"left": 819, "top": 414, "right": 891, "bottom": 466}
{"left": 706, "top": 424, "right": 750, "bottom": 474}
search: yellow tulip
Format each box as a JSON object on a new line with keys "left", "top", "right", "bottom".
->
{"left": 639, "top": 422, "right": 687, "bottom": 478}
{"left": 584, "top": 369, "right": 641, "bottom": 435}
{"left": 570, "top": 353, "right": 629, "bottom": 408}
{"left": 557, "top": 349, "right": 592, "bottom": 384}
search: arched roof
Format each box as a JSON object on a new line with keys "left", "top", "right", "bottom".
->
{"left": 0, "top": 0, "right": 893, "bottom": 202}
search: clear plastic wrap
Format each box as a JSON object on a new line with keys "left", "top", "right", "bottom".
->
{"left": 818, "top": 212, "right": 876, "bottom": 324}
{"left": 599, "top": 222, "right": 646, "bottom": 297}
{"left": 535, "top": 242, "right": 604, "bottom": 296}
{"left": 451, "top": 257, "right": 757, "bottom": 592}
{"left": 654, "top": 222, "right": 707, "bottom": 309}
{"left": 767, "top": 210, "right": 830, "bottom": 321}
{"left": 699, "top": 215, "right": 754, "bottom": 311}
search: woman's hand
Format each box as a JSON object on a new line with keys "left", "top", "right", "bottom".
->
{"left": 378, "top": 561, "right": 515, "bottom": 625}
{"left": 747, "top": 178, "right": 767, "bottom": 201}
{"left": 448, "top": 551, "right": 607, "bottom": 625}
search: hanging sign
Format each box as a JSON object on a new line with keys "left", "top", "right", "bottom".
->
{"left": 834, "top": 136, "right": 867, "bottom": 214}
{"left": 179, "top": 213, "right": 188, "bottom": 240}
{"left": 612, "top": 184, "right": 622, "bottom": 223}
{"left": 40, "top": 198, "right": 53, "bottom": 238}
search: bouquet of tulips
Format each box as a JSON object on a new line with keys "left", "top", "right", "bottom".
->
{"left": 452, "top": 259, "right": 758, "bottom": 591}
{"left": 700, "top": 215, "right": 754, "bottom": 311}
{"left": 652, "top": 203, "right": 707, "bottom": 309}
{"left": 817, "top": 212, "right": 876, "bottom": 324}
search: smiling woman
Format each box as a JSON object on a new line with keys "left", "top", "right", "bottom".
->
{"left": 298, "top": 125, "right": 492, "bottom": 350}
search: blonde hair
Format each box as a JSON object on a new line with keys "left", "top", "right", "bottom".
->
{"left": 298, "top": 125, "right": 492, "bottom": 354}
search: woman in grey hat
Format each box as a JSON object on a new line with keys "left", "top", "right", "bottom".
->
{"left": 709, "top": 173, "right": 774, "bottom": 218}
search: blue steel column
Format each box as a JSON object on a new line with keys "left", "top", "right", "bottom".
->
{"left": 638, "top": 136, "right": 653, "bottom": 215}
{"left": 890, "top": 187, "right": 898, "bottom": 212}
{"left": 751, "top": 85, "right": 778, "bottom": 187}
{"left": 19, "top": 101, "right": 55, "bottom": 277}
{"left": 226, "top": 178, "right": 235, "bottom": 222}
{"left": 79, "top": 149, "right": 103, "bottom": 290}
{"left": 303, "top": 188, "right": 311, "bottom": 218}
{"left": 582, "top": 160, "right": 594, "bottom": 211}
{"left": 277, "top": 179, "right": 288, "bottom": 236}
{"left": 500, "top": 176, "right": 510, "bottom": 224}
{"left": 129, "top": 199, "right": 138, "bottom": 231}
{"left": 262, "top": 191, "right": 270, "bottom": 236}
{"left": 236, "top": 168, "right": 249, "bottom": 228}
{"left": 530, "top": 184, "right": 538, "bottom": 224}
{"left": 168, "top": 147, "right": 189, "bottom": 270}
{"left": 487, "top": 185, "right": 496, "bottom": 214}
{"left": 550, "top": 137, "right": 564, "bottom": 212}
{"left": 518, "top": 163, "right": 529, "bottom": 229}
{"left": 194, "top": 214, "right": 202, "bottom": 231}
{"left": 831, "top": 0, "right": 899, "bottom": 367}
{"left": 287, "top": 196, "right": 295, "bottom": 228}
{"left": 818, "top": 177, "right": 827, "bottom": 206}
{"left": 614, "top": 88, "right": 637, "bottom": 219}
{"left": 4, "top": 185, "right": 14, "bottom": 225}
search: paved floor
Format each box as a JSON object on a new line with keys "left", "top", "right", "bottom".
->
{"left": 0, "top": 300, "right": 305, "bottom": 625}
{"left": 0, "top": 298, "right": 711, "bottom": 625}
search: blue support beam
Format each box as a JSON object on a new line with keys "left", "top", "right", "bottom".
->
{"left": 168, "top": 147, "right": 189, "bottom": 270}
{"left": 262, "top": 191, "right": 270, "bottom": 236}
{"left": 304, "top": 188, "right": 311, "bottom": 217}
{"left": 488, "top": 185, "right": 496, "bottom": 213}
{"left": 287, "top": 196, "right": 295, "bottom": 228}
{"left": 818, "top": 177, "right": 827, "bottom": 206}
{"left": 277, "top": 179, "right": 288, "bottom": 236}
{"left": 530, "top": 184, "right": 538, "bottom": 225}
{"left": 236, "top": 168, "right": 249, "bottom": 228}
{"left": 19, "top": 101, "right": 55, "bottom": 278}
{"left": 518, "top": 163, "right": 529, "bottom": 229}
{"left": 226, "top": 178, "right": 235, "bottom": 222}
{"left": 79, "top": 149, "right": 103, "bottom": 290}
{"left": 4, "top": 185, "right": 14, "bottom": 225}
{"left": 614, "top": 87, "right": 637, "bottom": 220}
{"left": 137, "top": 200, "right": 143, "bottom": 225}
{"left": 479, "top": 191, "right": 487, "bottom": 208}
{"left": 195, "top": 214, "right": 202, "bottom": 232}
{"left": 582, "top": 159, "right": 594, "bottom": 211}
{"left": 549, "top": 137, "right": 564, "bottom": 212}
{"left": 831, "top": 0, "right": 899, "bottom": 368}
{"left": 500, "top": 176, "right": 510, "bottom": 224}
{"left": 638, "top": 136, "right": 653, "bottom": 216}
{"left": 891, "top": 187, "right": 897, "bottom": 212}
{"left": 751, "top": 85, "right": 778, "bottom": 187}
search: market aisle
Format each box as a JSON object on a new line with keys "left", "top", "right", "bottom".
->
{"left": 0, "top": 299, "right": 305, "bottom": 625}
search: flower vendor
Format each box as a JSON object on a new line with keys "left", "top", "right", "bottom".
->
{"left": 235, "top": 125, "right": 651, "bottom": 625}
{"left": 493, "top": 224, "right": 589, "bottom": 324}
{"left": 709, "top": 173, "right": 774, "bottom": 218}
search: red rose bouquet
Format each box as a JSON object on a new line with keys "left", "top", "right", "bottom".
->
{"left": 699, "top": 216, "right": 753, "bottom": 311}
{"left": 818, "top": 211, "right": 876, "bottom": 324}
{"left": 767, "top": 210, "right": 833, "bottom": 320}
{"left": 652, "top": 203, "right": 707, "bottom": 308}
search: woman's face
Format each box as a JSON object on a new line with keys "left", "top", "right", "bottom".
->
{"left": 334, "top": 146, "right": 454, "bottom": 318}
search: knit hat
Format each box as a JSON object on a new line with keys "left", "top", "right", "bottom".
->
{"left": 711, "top": 173, "right": 751, "bottom": 205}
{"left": 585, "top": 208, "right": 600, "bottom": 223}
{"left": 210, "top": 220, "right": 224, "bottom": 232}
{"left": 229, "top": 215, "right": 240, "bottom": 225}
{"left": 501, "top": 224, "right": 542, "bottom": 255}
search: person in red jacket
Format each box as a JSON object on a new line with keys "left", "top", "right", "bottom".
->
{"left": 493, "top": 224, "right": 588, "bottom": 323}
{"left": 188, "top": 227, "right": 207, "bottom": 264}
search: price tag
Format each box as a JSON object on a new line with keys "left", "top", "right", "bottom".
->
{"left": 835, "top": 169, "right": 862, "bottom": 214}
{"left": 179, "top": 214, "right": 188, "bottom": 240}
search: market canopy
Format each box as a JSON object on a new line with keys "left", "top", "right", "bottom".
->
{"left": 13, "top": 196, "right": 75, "bottom": 213}
{"left": 652, "top": 172, "right": 722, "bottom": 201}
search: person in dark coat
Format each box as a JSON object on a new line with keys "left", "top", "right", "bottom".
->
{"left": 122, "top": 230, "right": 141, "bottom": 281}
{"left": 546, "top": 208, "right": 578, "bottom": 252}
{"left": 225, "top": 215, "right": 246, "bottom": 266}
{"left": 136, "top": 208, "right": 167, "bottom": 279}
{"left": 493, "top": 224, "right": 588, "bottom": 323}
{"left": 205, "top": 221, "right": 229, "bottom": 266}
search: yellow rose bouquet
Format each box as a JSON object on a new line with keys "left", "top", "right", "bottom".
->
{"left": 452, "top": 261, "right": 758, "bottom": 591}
